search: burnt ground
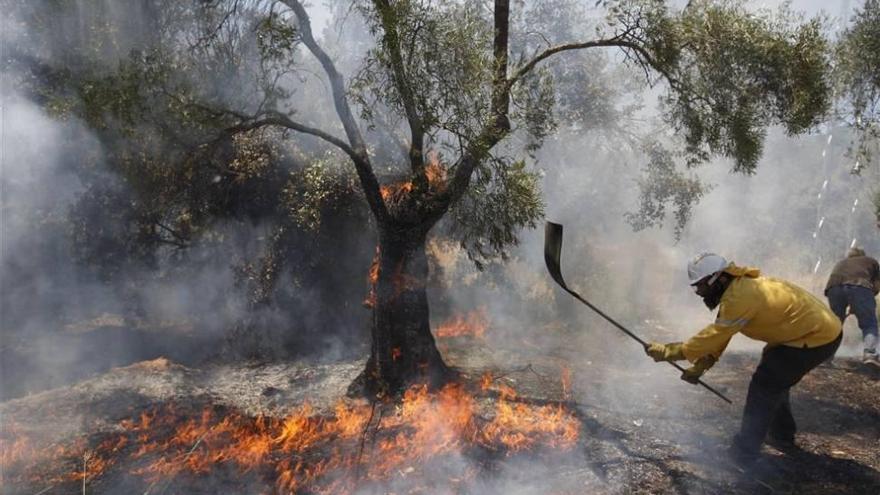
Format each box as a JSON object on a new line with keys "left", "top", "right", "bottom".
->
{"left": 1, "top": 321, "right": 878, "bottom": 494}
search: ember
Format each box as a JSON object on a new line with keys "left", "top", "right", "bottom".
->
{"left": 364, "top": 246, "right": 423, "bottom": 308}
{"left": 379, "top": 181, "right": 414, "bottom": 202}
{"left": 364, "top": 246, "right": 380, "bottom": 308}
{"left": 1, "top": 381, "right": 580, "bottom": 493}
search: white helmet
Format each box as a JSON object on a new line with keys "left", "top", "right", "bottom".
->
{"left": 687, "top": 252, "right": 728, "bottom": 285}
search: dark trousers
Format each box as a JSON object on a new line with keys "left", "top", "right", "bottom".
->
{"left": 826, "top": 284, "right": 878, "bottom": 345}
{"left": 734, "top": 333, "right": 842, "bottom": 454}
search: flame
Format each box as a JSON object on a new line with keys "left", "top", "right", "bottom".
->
{"left": 0, "top": 425, "right": 122, "bottom": 486}
{"left": 481, "top": 394, "right": 580, "bottom": 453}
{"left": 435, "top": 307, "right": 489, "bottom": 339}
{"left": 3, "top": 381, "right": 579, "bottom": 493}
{"left": 364, "top": 255, "right": 422, "bottom": 307}
{"left": 379, "top": 181, "right": 413, "bottom": 202}
{"left": 378, "top": 152, "right": 446, "bottom": 205}
{"left": 364, "top": 246, "right": 380, "bottom": 308}
{"left": 425, "top": 152, "right": 447, "bottom": 192}
{"left": 364, "top": 246, "right": 423, "bottom": 309}
{"left": 479, "top": 380, "right": 579, "bottom": 453}
{"left": 480, "top": 372, "right": 494, "bottom": 391}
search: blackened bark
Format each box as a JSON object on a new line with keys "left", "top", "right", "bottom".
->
{"left": 348, "top": 223, "right": 453, "bottom": 398}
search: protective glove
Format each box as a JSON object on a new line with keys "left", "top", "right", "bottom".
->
{"left": 645, "top": 342, "right": 685, "bottom": 362}
{"left": 680, "top": 355, "right": 717, "bottom": 384}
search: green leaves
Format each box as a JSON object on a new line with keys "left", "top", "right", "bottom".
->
{"left": 510, "top": 67, "right": 557, "bottom": 155}
{"left": 624, "top": 142, "right": 711, "bottom": 240}
{"left": 446, "top": 157, "right": 544, "bottom": 269}
{"left": 282, "top": 154, "right": 363, "bottom": 232}
{"left": 625, "top": 0, "right": 831, "bottom": 172}
{"left": 836, "top": 0, "right": 880, "bottom": 170}
{"left": 351, "top": 0, "right": 494, "bottom": 145}
{"left": 255, "top": 10, "right": 298, "bottom": 62}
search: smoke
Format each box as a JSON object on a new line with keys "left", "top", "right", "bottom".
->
{"left": 1, "top": 0, "right": 872, "bottom": 492}
{"left": 439, "top": 1, "right": 874, "bottom": 351}
{"left": 430, "top": 2, "right": 872, "bottom": 489}
{"left": 0, "top": 0, "right": 374, "bottom": 401}
{"left": 0, "top": 91, "right": 240, "bottom": 398}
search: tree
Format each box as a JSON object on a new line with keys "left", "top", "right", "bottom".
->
{"left": 195, "top": 0, "right": 827, "bottom": 397}
{"left": 3, "top": 0, "right": 376, "bottom": 355}
{"left": 8, "top": 0, "right": 831, "bottom": 396}
{"left": 835, "top": 0, "right": 880, "bottom": 223}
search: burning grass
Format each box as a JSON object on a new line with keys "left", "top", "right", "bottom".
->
{"left": 2, "top": 378, "right": 579, "bottom": 494}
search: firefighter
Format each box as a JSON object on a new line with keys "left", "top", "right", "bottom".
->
{"left": 645, "top": 253, "right": 842, "bottom": 466}
{"left": 824, "top": 247, "right": 880, "bottom": 367}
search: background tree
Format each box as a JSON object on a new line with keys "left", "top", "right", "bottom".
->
{"left": 2, "top": 0, "right": 375, "bottom": 357}
{"left": 834, "top": 0, "right": 880, "bottom": 223}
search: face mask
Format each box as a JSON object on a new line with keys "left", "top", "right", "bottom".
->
{"left": 701, "top": 280, "right": 727, "bottom": 310}
{"left": 702, "top": 290, "right": 723, "bottom": 310}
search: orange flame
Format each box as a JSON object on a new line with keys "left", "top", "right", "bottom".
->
{"left": 480, "top": 372, "right": 494, "bottom": 391}
{"left": 379, "top": 181, "right": 413, "bottom": 202}
{"left": 364, "top": 246, "right": 423, "bottom": 309}
{"left": 2, "top": 381, "right": 579, "bottom": 493}
{"left": 435, "top": 307, "right": 489, "bottom": 339}
{"left": 425, "top": 153, "right": 447, "bottom": 192}
{"left": 479, "top": 379, "right": 579, "bottom": 453}
{"left": 378, "top": 151, "right": 446, "bottom": 205}
{"left": 0, "top": 425, "right": 123, "bottom": 486}
{"left": 364, "top": 246, "right": 380, "bottom": 308}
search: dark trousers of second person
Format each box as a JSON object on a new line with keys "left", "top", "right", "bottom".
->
{"left": 733, "top": 332, "right": 842, "bottom": 456}
{"left": 826, "top": 284, "right": 878, "bottom": 353}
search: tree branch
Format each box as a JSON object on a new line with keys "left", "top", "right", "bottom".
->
{"left": 373, "top": 0, "right": 426, "bottom": 177}
{"left": 193, "top": 0, "right": 243, "bottom": 48}
{"left": 177, "top": 99, "right": 369, "bottom": 184}
{"left": 508, "top": 33, "right": 684, "bottom": 94}
{"left": 491, "top": 0, "right": 511, "bottom": 123}
{"left": 224, "top": 110, "right": 362, "bottom": 160}
{"left": 445, "top": 12, "right": 688, "bottom": 211}
{"left": 279, "top": 0, "right": 388, "bottom": 223}
{"left": 441, "top": 0, "right": 511, "bottom": 209}
{"left": 155, "top": 221, "right": 189, "bottom": 242}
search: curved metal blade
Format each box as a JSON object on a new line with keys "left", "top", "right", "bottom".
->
{"left": 544, "top": 221, "right": 567, "bottom": 289}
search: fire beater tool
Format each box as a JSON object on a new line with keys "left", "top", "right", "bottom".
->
{"left": 544, "top": 221, "right": 732, "bottom": 404}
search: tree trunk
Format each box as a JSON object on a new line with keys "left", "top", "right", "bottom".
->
{"left": 348, "top": 224, "right": 453, "bottom": 398}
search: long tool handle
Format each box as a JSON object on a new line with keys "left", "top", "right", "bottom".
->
{"left": 544, "top": 222, "right": 732, "bottom": 404}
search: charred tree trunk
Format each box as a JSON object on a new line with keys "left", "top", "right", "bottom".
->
{"left": 278, "top": 0, "right": 513, "bottom": 399}
{"left": 349, "top": 222, "right": 453, "bottom": 398}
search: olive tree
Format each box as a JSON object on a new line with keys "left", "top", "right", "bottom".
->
{"left": 835, "top": 0, "right": 880, "bottom": 221}
{"left": 206, "top": 0, "right": 828, "bottom": 396}
{"left": 8, "top": 0, "right": 832, "bottom": 396}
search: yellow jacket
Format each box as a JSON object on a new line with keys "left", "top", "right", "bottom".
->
{"left": 681, "top": 264, "right": 842, "bottom": 363}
